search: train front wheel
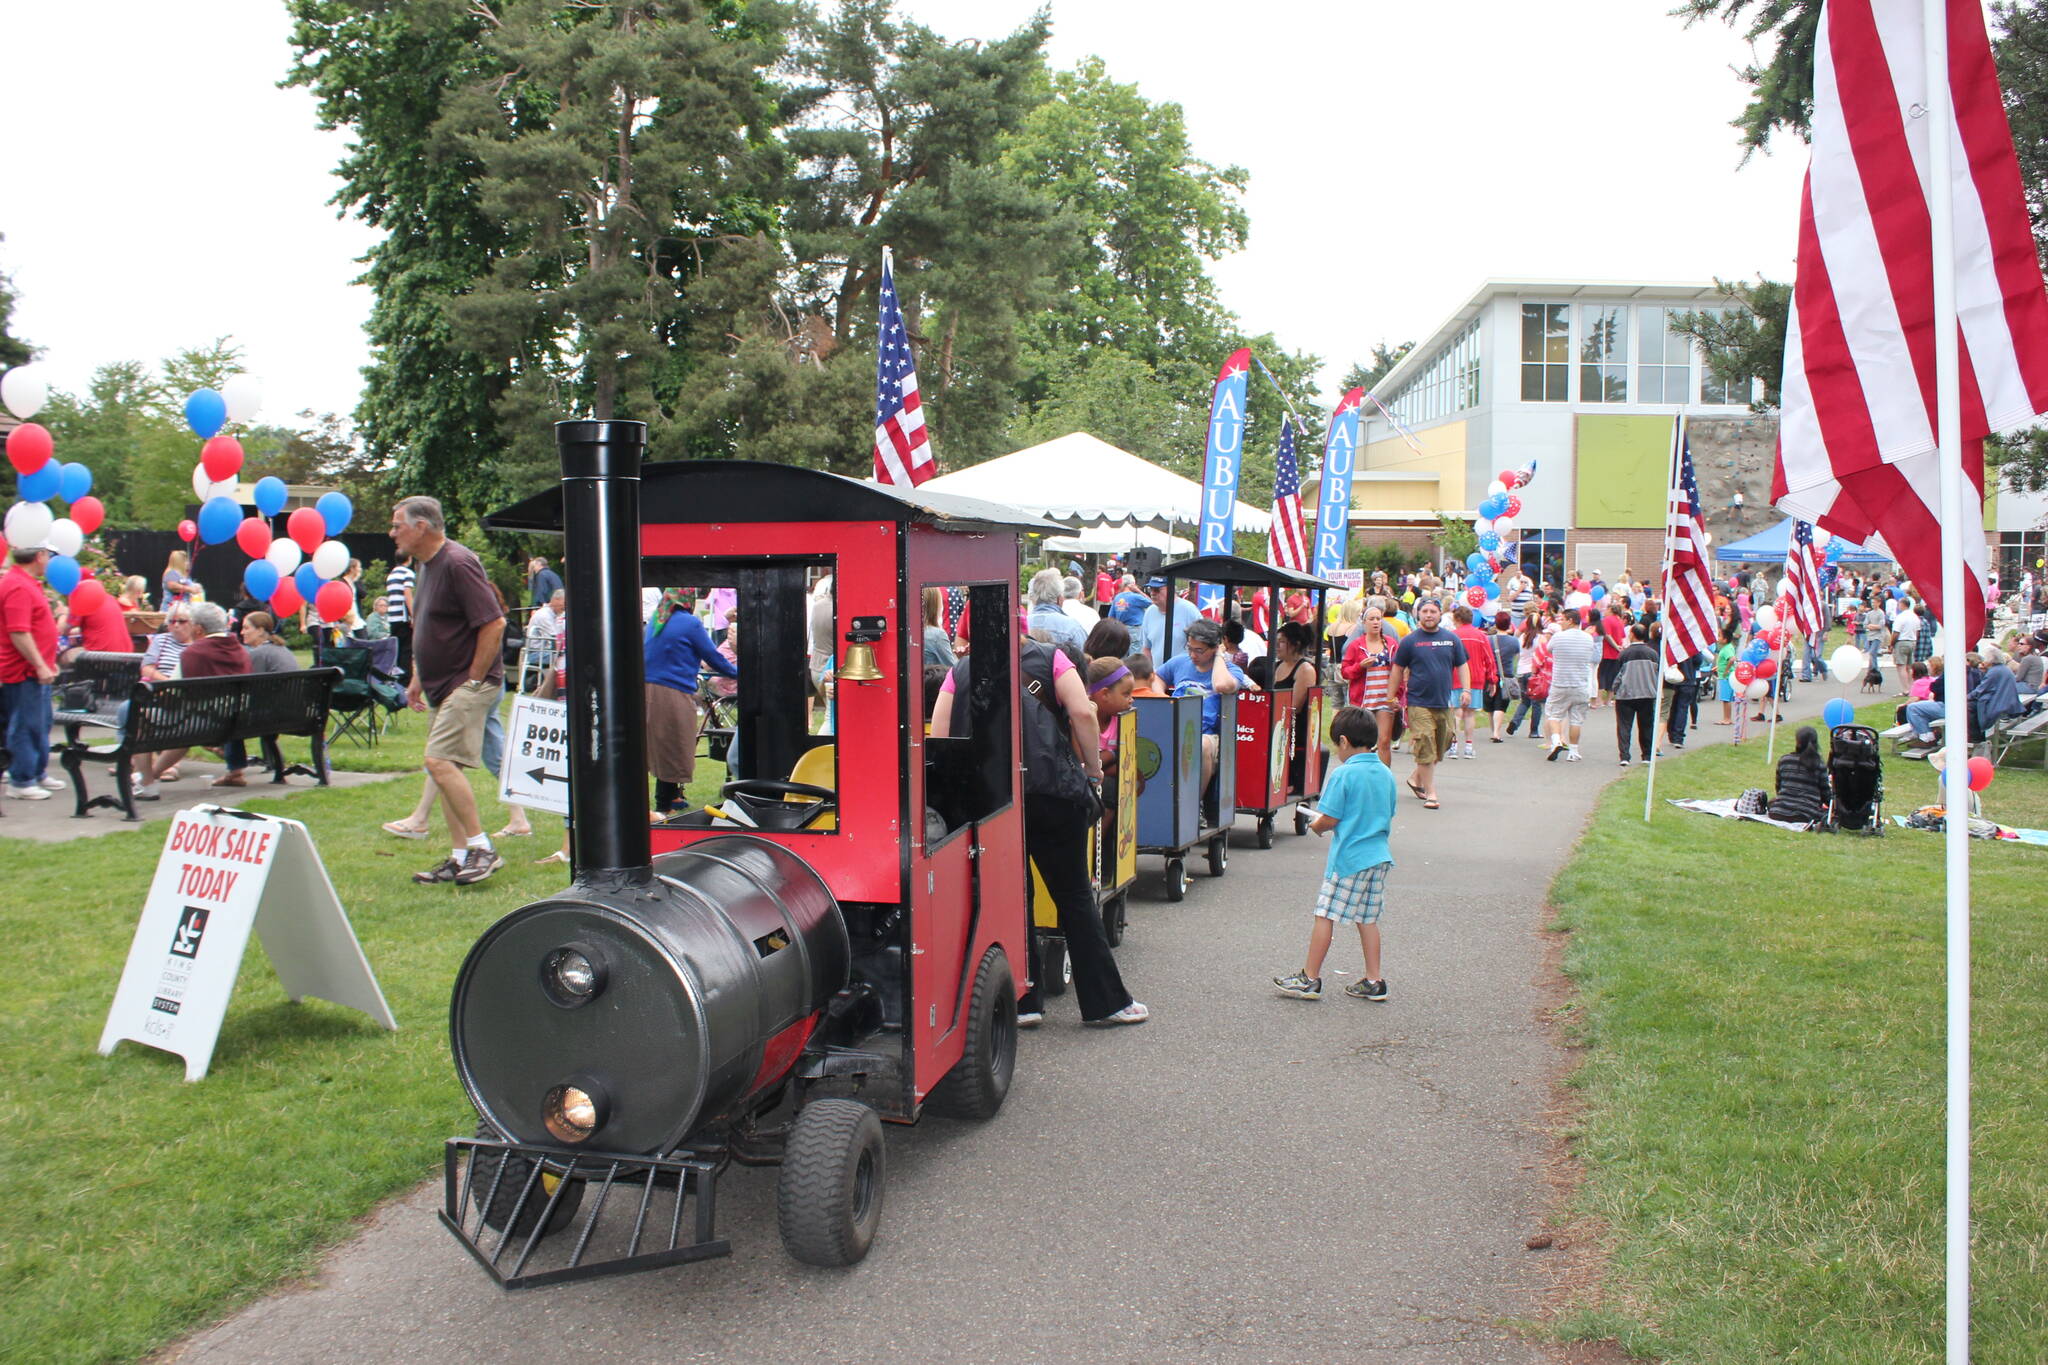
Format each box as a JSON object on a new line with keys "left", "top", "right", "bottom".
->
{"left": 778, "top": 1099, "right": 886, "bottom": 1267}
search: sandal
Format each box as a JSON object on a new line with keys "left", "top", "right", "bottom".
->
{"left": 494, "top": 824, "right": 534, "bottom": 838}
{"left": 534, "top": 849, "right": 570, "bottom": 865}
{"left": 1405, "top": 778, "right": 1427, "bottom": 801}
{"left": 1421, "top": 797, "right": 1441, "bottom": 809}
{"left": 382, "top": 820, "right": 429, "bottom": 840}
{"left": 159, "top": 766, "right": 181, "bottom": 782}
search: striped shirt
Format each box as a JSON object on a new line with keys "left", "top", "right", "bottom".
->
{"left": 385, "top": 565, "right": 415, "bottom": 624}
{"left": 141, "top": 632, "right": 185, "bottom": 679}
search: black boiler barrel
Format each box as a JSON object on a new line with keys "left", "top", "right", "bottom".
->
{"left": 451, "top": 837, "right": 850, "bottom": 1155}
{"left": 557, "top": 419, "right": 651, "bottom": 884}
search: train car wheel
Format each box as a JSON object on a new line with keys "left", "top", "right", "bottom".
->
{"left": 778, "top": 1099, "right": 886, "bottom": 1267}
{"left": 1102, "top": 893, "right": 1126, "bottom": 947}
{"left": 473, "top": 1124, "right": 584, "bottom": 1241}
{"left": 1165, "top": 859, "right": 1187, "bottom": 902}
{"left": 1040, "top": 933, "right": 1069, "bottom": 998}
{"left": 1256, "top": 816, "right": 1275, "bottom": 849}
{"left": 924, "top": 947, "right": 1018, "bottom": 1122}
{"left": 1207, "top": 837, "right": 1228, "bottom": 878}
{"left": 1293, "top": 807, "right": 1310, "bottom": 837}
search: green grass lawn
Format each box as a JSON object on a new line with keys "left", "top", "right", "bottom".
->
{"left": 0, "top": 704, "right": 729, "bottom": 1365}
{"left": 1548, "top": 701, "right": 2048, "bottom": 1362}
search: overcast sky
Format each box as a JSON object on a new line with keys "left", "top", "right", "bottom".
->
{"left": 2, "top": 0, "right": 1814, "bottom": 426}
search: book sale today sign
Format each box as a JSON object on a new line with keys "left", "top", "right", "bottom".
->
{"left": 100, "top": 806, "right": 395, "bottom": 1081}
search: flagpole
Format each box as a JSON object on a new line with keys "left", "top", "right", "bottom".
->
{"left": 1922, "top": 2, "right": 1971, "bottom": 1359}
{"left": 1644, "top": 414, "right": 1685, "bottom": 823}
{"left": 1765, "top": 629, "right": 1788, "bottom": 764}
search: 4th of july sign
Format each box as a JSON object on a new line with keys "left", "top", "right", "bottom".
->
{"left": 100, "top": 806, "right": 395, "bottom": 1081}
{"left": 499, "top": 694, "right": 570, "bottom": 815}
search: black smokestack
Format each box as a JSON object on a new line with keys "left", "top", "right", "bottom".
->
{"left": 556, "top": 420, "right": 650, "bottom": 885}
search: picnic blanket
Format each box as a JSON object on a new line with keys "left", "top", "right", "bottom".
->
{"left": 1890, "top": 810, "right": 2048, "bottom": 845}
{"left": 1669, "top": 797, "right": 1820, "bottom": 833}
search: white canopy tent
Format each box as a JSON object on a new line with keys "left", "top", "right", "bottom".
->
{"left": 918, "top": 431, "right": 1272, "bottom": 534}
{"left": 1041, "top": 522, "right": 1193, "bottom": 557}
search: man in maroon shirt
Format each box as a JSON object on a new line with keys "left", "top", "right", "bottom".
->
{"left": 134, "top": 602, "right": 250, "bottom": 800}
{"left": 1, "top": 544, "right": 61, "bottom": 799}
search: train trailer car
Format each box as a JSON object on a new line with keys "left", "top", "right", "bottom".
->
{"left": 441, "top": 422, "right": 1059, "bottom": 1288}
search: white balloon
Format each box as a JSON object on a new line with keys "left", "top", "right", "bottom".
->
{"left": 45, "top": 517, "right": 83, "bottom": 558}
{"left": 4, "top": 500, "right": 53, "bottom": 549}
{"left": 191, "top": 463, "right": 236, "bottom": 503}
{"left": 265, "top": 539, "right": 303, "bottom": 576}
{"left": 1493, "top": 515, "right": 1517, "bottom": 536}
{"left": 1755, "top": 605, "right": 1778, "bottom": 630}
{"left": 1, "top": 366, "right": 46, "bottom": 420}
{"left": 1829, "top": 644, "right": 1866, "bottom": 685}
{"left": 1473, "top": 516, "right": 1494, "bottom": 536}
{"left": 222, "top": 374, "right": 264, "bottom": 423}
{"left": 1745, "top": 679, "right": 1770, "bottom": 700}
{"left": 312, "top": 539, "right": 350, "bottom": 580}
{"left": 1486, "top": 479, "right": 1508, "bottom": 496}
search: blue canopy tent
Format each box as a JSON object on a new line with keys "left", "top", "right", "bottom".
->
{"left": 1713, "top": 519, "right": 1893, "bottom": 565}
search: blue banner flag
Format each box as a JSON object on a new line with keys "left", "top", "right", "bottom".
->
{"left": 1197, "top": 348, "right": 1251, "bottom": 613}
{"left": 1313, "top": 387, "right": 1364, "bottom": 580}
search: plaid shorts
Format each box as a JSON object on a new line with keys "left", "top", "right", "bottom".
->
{"left": 1314, "top": 861, "right": 1392, "bottom": 925}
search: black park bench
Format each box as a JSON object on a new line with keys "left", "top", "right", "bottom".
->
{"left": 57, "top": 668, "right": 342, "bottom": 820}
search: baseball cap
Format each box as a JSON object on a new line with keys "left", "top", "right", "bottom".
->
{"left": 1146, "top": 576, "right": 1167, "bottom": 589}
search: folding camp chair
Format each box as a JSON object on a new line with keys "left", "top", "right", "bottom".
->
{"left": 317, "top": 645, "right": 384, "bottom": 747}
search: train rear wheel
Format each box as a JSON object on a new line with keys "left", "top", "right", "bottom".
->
{"left": 1256, "top": 816, "right": 1274, "bottom": 849}
{"left": 1293, "top": 807, "right": 1310, "bottom": 836}
{"left": 1207, "top": 837, "right": 1228, "bottom": 878}
{"left": 1040, "top": 933, "right": 1069, "bottom": 998}
{"left": 924, "top": 947, "right": 1018, "bottom": 1122}
{"left": 778, "top": 1099, "right": 886, "bottom": 1266}
{"left": 1165, "top": 858, "right": 1187, "bottom": 902}
{"left": 1102, "top": 892, "right": 1127, "bottom": 947}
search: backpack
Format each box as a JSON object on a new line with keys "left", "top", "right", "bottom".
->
{"left": 1019, "top": 640, "right": 1100, "bottom": 817}
{"left": 1735, "top": 788, "right": 1771, "bottom": 816}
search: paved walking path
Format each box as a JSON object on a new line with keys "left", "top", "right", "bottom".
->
{"left": 166, "top": 678, "right": 1866, "bottom": 1364}
{"left": 0, "top": 756, "right": 400, "bottom": 844}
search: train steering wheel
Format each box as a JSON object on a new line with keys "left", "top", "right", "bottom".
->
{"left": 720, "top": 779, "right": 836, "bottom": 829}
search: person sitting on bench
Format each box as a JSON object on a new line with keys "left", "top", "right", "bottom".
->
{"left": 134, "top": 603, "right": 250, "bottom": 800}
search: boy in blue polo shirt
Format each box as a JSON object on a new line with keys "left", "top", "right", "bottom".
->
{"left": 1273, "top": 706, "right": 1398, "bottom": 1002}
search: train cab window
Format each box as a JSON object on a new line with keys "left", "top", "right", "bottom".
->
{"left": 925, "top": 582, "right": 1013, "bottom": 840}
{"left": 644, "top": 560, "right": 838, "bottom": 833}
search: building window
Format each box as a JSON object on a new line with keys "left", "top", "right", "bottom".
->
{"left": 1636, "top": 307, "right": 1691, "bottom": 404}
{"left": 1692, "top": 307, "right": 1753, "bottom": 404}
{"left": 1521, "top": 304, "right": 1569, "bottom": 402}
{"left": 1383, "top": 319, "right": 1481, "bottom": 427}
{"left": 1997, "top": 530, "right": 2045, "bottom": 588}
{"left": 1518, "top": 528, "right": 1567, "bottom": 585}
{"left": 1579, "top": 304, "right": 1628, "bottom": 403}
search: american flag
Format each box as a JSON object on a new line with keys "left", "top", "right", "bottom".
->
{"left": 1772, "top": 0, "right": 2048, "bottom": 646}
{"left": 1660, "top": 424, "right": 1719, "bottom": 667}
{"left": 1783, "top": 519, "right": 1826, "bottom": 638}
{"left": 871, "top": 247, "right": 936, "bottom": 488}
{"left": 944, "top": 586, "right": 967, "bottom": 638}
{"left": 1267, "top": 422, "right": 1307, "bottom": 572}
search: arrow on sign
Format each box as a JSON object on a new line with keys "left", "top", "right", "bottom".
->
{"left": 527, "top": 768, "right": 569, "bottom": 786}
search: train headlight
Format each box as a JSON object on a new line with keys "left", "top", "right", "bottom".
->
{"left": 543, "top": 1081, "right": 604, "bottom": 1144}
{"left": 540, "top": 944, "right": 605, "bottom": 1008}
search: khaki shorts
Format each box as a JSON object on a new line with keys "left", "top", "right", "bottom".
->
{"left": 1548, "top": 687, "right": 1592, "bottom": 733}
{"left": 425, "top": 680, "right": 498, "bottom": 768}
{"left": 1406, "top": 705, "right": 1457, "bottom": 764}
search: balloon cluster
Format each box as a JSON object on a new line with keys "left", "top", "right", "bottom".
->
{"left": 174, "top": 381, "right": 359, "bottom": 624}
{"left": 1458, "top": 461, "right": 1538, "bottom": 613}
{"left": 3, "top": 366, "right": 114, "bottom": 615}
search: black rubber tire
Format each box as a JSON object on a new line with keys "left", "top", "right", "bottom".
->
{"left": 1257, "top": 816, "right": 1275, "bottom": 849}
{"left": 1165, "top": 858, "right": 1187, "bottom": 902}
{"left": 924, "top": 947, "right": 1018, "bottom": 1121}
{"left": 1040, "top": 932, "right": 1069, "bottom": 997}
{"left": 472, "top": 1124, "right": 584, "bottom": 1242}
{"left": 1293, "top": 808, "right": 1310, "bottom": 836}
{"left": 777, "top": 1099, "right": 886, "bottom": 1267}
{"left": 1102, "top": 892, "right": 1126, "bottom": 948}
{"left": 1207, "top": 836, "right": 1228, "bottom": 878}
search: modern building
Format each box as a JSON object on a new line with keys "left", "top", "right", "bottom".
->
{"left": 1326, "top": 276, "right": 2047, "bottom": 587}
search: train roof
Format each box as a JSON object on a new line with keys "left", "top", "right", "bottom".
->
{"left": 1155, "top": 554, "right": 1343, "bottom": 592}
{"left": 483, "top": 460, "right": 1068, "bottom": 537}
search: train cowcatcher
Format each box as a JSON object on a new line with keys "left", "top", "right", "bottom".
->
{"left": 439, "top": 420, "right": 1054, "bottom": 1288}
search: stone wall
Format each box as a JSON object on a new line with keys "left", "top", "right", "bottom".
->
{"left": 1684, "top": 413, "right": 1782, "bottom": 548}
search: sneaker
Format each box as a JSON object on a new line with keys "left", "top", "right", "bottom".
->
{"left": 412, "top": 857, "right": 462, "bottom": 885}
{"left": 38, "top": 775, "right": 64, "bottom": 790}
{"left": 1017, "top": 1011, "right": 1044, "bottom": 1030}
{"left": 1087, "top": 1001, "right": 1150, "bottom": 1026}
{"left": 453, "top": 846, "right": 506, "bottom": 885}
{"left": 1273, "top": 971, "right": 1323, "bottom": 1000}
{"left": 1619, "top": 757, "right": 1631, "bottom": 768}
{"left": 1546, "top": 737, "right": 1564, "bottom": 762}
{"left": 1564, "top": 748, "right": 1582, "bottom": 762}
{"left": 1460, "top": 743, "right": 1476, "bottom": 759}
{"left": 1344, "top": 978, "right": 1389, "bottom": 1002}
{"left": 133, "top": 784, "right": 161, "bottom": 801}
{"left": 4, "top": 783, "right": 52, "bottom": 801}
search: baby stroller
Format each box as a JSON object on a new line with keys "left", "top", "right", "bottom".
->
{"left": 1827, "top": 724, "right": 1884, "bottom": 834}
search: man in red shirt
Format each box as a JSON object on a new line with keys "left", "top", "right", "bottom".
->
{"left": 1, "top": 544, "right": 62, "bottom": 799}
{"left": 1595, "top": 602, "right": 1629, "bottom": 708}
{"left": 1095, "top": 566, "right": 1115, "bottom": 606}
{"left": 1449, "top": 604, "right": 1497, "bottom": 760}
{"left": 76, "top": 582, "right": 133, "bottom": 653}
{"left": 135, "top": 601, "right": 252, "bottom": 800}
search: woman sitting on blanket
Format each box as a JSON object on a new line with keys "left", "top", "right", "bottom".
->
{"left": 1768, "top": 726, "right": 1832, "bottom": 826}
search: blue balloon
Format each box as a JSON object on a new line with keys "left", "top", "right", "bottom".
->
{"left": 253, "top": 476, "right": 289, "bottom": 518}
{"left": 1825, "top": 540, "right": 1846, "bottom": 562}
{"left": 1478, "top": 531, "right": 1501, "bottom": 552}
{"left": 1469, "top": 567, "right": 1494, "bottom": 586}
{"left": 295, "top": 564, "right": 323, "bottom": 602}
{"left": 57, "top": 461, "right": 93, "bottom": 502}
{"left": 1823, "top": 698, "right": 1855, "bottom": 729}
{"left": 316, "top": 490, "right": 353, "bottom": 536}
{"left": 1890, "top": 585, "right": 1904, "bottom": 600}
{"left": 45, "top": 554, "right": 80, "bottom": 596}
{"left": 1484, "top": 494, "right": 1511, "bottom": 519}
{"left": 1465, "top": 551, "right": 1487, "bottom": 572}
{"left": 1591, "top": 584, "right": 1608, "bottom": 601}
{"left": 243, "top": 559, "right": 281, "bottom": 600}
{"left": 198, "top": 496, "right": 242, "bottom": 545}
{"left": 185, "top": 389, "right": 227, "bottom": 438}
{"left": 17, "top": 460, "right": 59, "bottom": 502}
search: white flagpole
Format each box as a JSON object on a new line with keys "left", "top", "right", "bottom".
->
{"left": 1644, "top": 414, "right": 1684, "bottom": 823}
{"left": 1765, "top": 627, "right": 1789, "bottom": 764}
{"left": 1921, "top": 2, "right": 1971, "bottom": 1358}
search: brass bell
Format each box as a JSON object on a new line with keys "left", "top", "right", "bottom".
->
{"left": 838, "top": 640, "right": 883, "bottom": 683}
